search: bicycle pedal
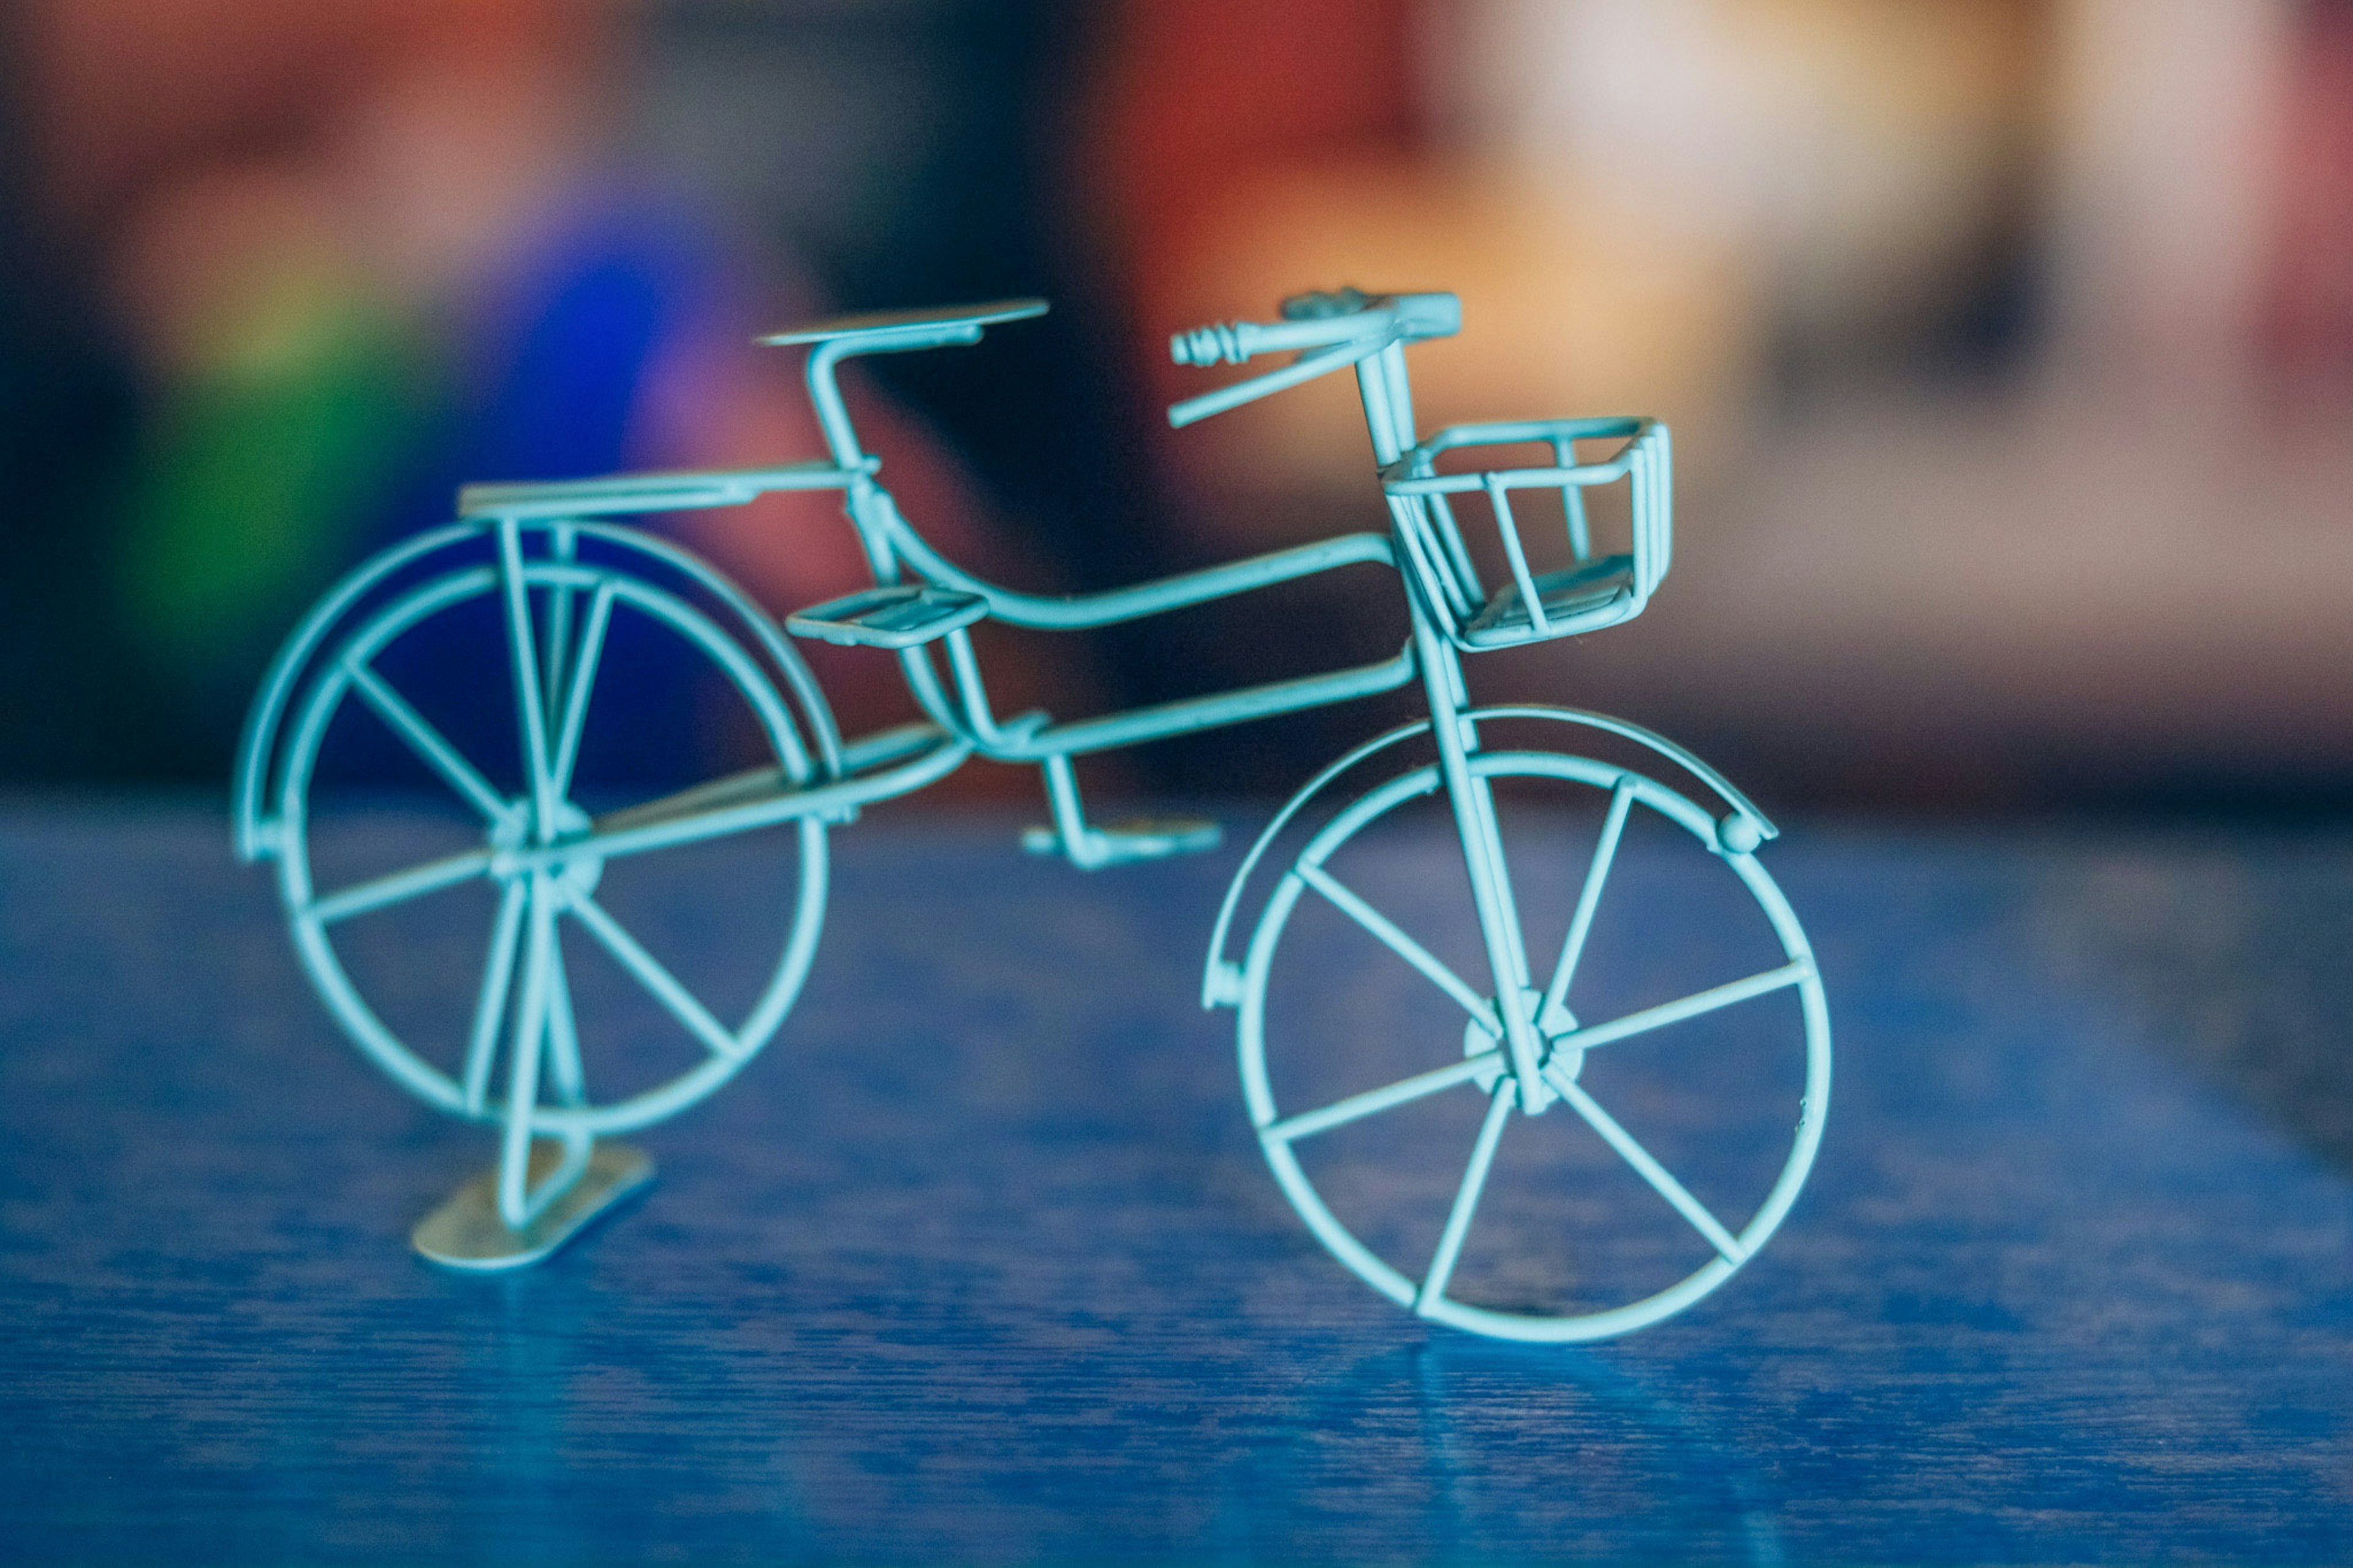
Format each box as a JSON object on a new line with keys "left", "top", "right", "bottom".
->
{"left": 1102, "top": 816, "right": 1222, "bottom": 857}
{"left": 786, "top": 585, "right": 987, "bottom": 649}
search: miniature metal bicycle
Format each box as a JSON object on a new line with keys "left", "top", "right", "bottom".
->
{"left": 236, "top": 289, "right": 1828, "bottom": 1343}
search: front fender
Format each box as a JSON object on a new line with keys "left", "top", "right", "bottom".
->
{"left": 1200, "top": 704, "right": 1775, "bottom": 1009}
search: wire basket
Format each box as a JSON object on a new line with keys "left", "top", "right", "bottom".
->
{"left": 1380, "top": 417, "right": 1670, "bottom": 651}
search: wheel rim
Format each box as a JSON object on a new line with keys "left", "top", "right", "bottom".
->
{"left": 275, "top": 537, "right": 828, "bottom": 1138}
{"left": 1238, "top": 750, "right": 1830, "bottom": 1343}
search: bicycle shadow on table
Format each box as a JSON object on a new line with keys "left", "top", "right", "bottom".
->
{"left": 1213, "top": 1339, "right": 1786, "bottom": 1566}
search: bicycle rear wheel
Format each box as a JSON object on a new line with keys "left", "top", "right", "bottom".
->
{"left": 267, "top": 521, "right": 831, "bottom": 1224}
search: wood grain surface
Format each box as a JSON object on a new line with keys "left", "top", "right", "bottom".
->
{"left": 1, "top": 803, "right": 2348, "bottom": 1564}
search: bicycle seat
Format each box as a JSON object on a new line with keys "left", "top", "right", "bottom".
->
{"left": 760, "top": 299, "right": 1048, "bottom": 349}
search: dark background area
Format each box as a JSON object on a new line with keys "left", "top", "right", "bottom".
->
{"left": 4, "top": 0, "right": 2352, "bottom": 806}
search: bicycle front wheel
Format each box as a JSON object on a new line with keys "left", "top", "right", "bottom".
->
{"left": 1237, "top": 749, "right": 1828, "bottom": 1342}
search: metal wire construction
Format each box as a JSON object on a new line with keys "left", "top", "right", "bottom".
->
{"left": 236, "top": 289, "right": 1830, "bottom": 1339}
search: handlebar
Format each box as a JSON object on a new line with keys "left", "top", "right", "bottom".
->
{"left": 1167, "top": 290, "right": 1460, "bottom": 429}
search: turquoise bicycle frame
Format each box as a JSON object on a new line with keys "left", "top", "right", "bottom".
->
{"left": 234, "top": 289, "right": 1829, "bottom": 1343}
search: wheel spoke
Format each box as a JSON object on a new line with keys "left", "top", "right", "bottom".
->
{"left": 305, "top": 848, "right": 491, "bottom": 926}
{"left": 1545, "top": 1067, "right": 1747, "bottom": 1263}
{"left": 461, "top": 879, "right": 529, "bottom": 1114}
{"left": 564, "top": 888, "right": 746, "bottom": 1060}
{"left": 1417, "top": 1083, "right": 1516, "bottom": 1311}
{"left": 1564, "top": 960, "right": 1813, "bottom": 1052}
{"left": 540, "top": 531, "right": 576, "bottom": 728}
{"left": 344, "top": 661, "right": 510, "bottom": 826}
{"left": 498, "top": 881, "right": 558, "bottom": 1224}
{"left": 1297, "top": 862, "right": 1494, "bottom": 1032}
{"left": 1542, "top": 778, "right": 1633, "bottom": 1023}
{"left": 1265, "top": 1051, "right": 1503, "bottom": 1143}
{"left": 542, "top": 911, "right": 587, "bottom": 1106}
{"left": 497, "top": 522, "right": 560, "bottom": 837}
{"left": 549, "top": 582, "right": 616, "bottom": 801}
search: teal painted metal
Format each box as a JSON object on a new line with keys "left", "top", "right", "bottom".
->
{"left": 236, "top": 289, "right": 1829, "bottom": 1336}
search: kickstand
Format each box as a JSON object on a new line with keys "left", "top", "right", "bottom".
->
{"left": 1021, "top": 754, "right": 1221, "bottom": 869}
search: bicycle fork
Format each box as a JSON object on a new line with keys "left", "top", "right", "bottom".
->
{"left": 1411, "top": 615, "right": 1556, "bottom": 1115}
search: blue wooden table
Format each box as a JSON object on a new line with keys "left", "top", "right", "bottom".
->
{"left": 2, "top": 803, "right": 2349, "bottom": 1564}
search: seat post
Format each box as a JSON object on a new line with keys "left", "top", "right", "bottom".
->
{"left": 766, "top": 299, "right": 1046, "bottom": 470}
{"left": 804, "top": 341, "right": 868, "bottom": 469}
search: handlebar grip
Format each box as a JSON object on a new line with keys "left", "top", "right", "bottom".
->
{"left": 1170, "top": 292, "right": 1461, "bottom": 368}
{"left": 1170, "top": 321, "right": 1254, "bottom": 367}
{"left": 1170, "top": 319, "right": 1322, "bottom": 366}
{"left": 1170, "top": 312, "right": 1393, "bottom": 367}
{"left": 1165, "top": 291, "right": 1461, "bottom": 428}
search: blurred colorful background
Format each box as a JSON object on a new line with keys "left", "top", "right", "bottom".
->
{"left": 4, "top": 0, "right": 2350, "bottom": 807}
